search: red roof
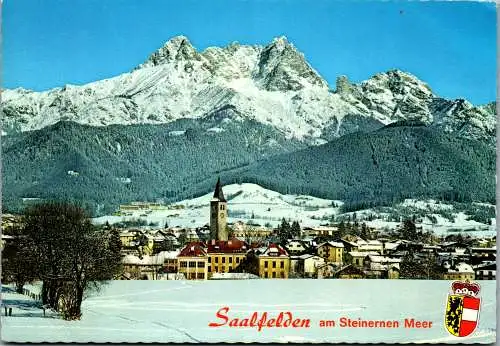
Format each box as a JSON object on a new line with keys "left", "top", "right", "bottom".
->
{"left": 178, "top": 242, "right": 207, "bottom": 257}
{"left": 261, "top": 243, "right": 289, "bottom": 257}
{"left": 207, "top": 238, "right": 249, "bottom": 254}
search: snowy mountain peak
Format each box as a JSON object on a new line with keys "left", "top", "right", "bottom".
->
{"left": 1, "top": 36, "right": 495, "bottom": 142}
{"left": 364, "top": 69, "right": 433, "bottom": 97}
{"left": 338, "top": 69, "right": 436, "bottom": 123}
{"left": 255, "top": 36, "right": 327, "bottom": 91}
{"left": 139, "top": 35, "right": 200, "bottom": 68}
{"left": 269, "top": 35, "right": 290, "bottom": 49}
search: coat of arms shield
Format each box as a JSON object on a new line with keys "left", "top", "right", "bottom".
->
{"left": 445, "top": 281, "right": 481, "bottom": 337}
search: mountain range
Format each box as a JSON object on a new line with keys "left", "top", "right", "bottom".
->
{"left": 1, "top": 36, "right": 496, "bottom": 215}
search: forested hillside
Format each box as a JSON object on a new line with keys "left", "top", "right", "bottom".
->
{"left": 227, "top": 122, "right": 495, "bottom": 210}
{"left": 2, "top": 120, "right": 495, "bottom": 216}
{"left": 2, "top": 119, "right": 305, "bottom": 214}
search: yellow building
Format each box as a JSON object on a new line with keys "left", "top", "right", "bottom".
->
{"left": 443, "top": 272, "right": 475, "bottom": 280}
{"left": 257, "top": 244, "right": 290, "bottom": 279}
{"left": 208, "top": 253, "right": 247, "bottom": 276}
{"left": 119, "top": 230, "right": 138, "bottom": 247}
{"left": 232, "top": 224, "right": 273, "bottom": 240}
{"left": 442, "top": 263, "right": 475, "bottom": 281}
{"left": 123, "top": 232, "right": 154, "bottom": 255}
{"left": 177, "top": 243, "right": 209, "bottom": 280}
{"left": 206, "top": 238, "right": 249, "bottom": 278}
{"left": 317, "top": 241, "right": 344, "bottom": 264}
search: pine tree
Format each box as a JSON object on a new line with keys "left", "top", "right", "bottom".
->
{"left": 278, "top": 218, "right": 291, "bottom": 244}
{"left": 360, "top": 223, "right": 368, "bottom": 239}
{"left": 400, "top": 219, "right": 418, "bottom": 241}
{"left": 108, "top": 229, "right": 122, "bottom": 259}
{"left": 338, "top": 221, "right": 346, "bottom": 238}
{"left": 291, "top": 221, "right": 301, "bottom": 239}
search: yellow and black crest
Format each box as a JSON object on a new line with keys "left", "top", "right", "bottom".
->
{"left": 444, "top": 281, "right": 481, "bottom": 337}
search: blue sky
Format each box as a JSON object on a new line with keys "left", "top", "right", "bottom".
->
{"left": 3, "top": 0, "right": 496, "bottom": 104}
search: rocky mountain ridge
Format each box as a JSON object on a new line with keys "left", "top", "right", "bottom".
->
{"left": 2, "top": 36, "right": 496, "bottom": 142}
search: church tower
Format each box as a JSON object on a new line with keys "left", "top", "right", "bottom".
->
{"left": 210, "top": 177, "right": 228, "bottom": 241}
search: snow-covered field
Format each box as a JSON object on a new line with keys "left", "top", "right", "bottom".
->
{"left": 1, "top": 280, "right": 495, "bottom": 343}
{"left": 93, "top": 184, "right": 495, "bottom": 236}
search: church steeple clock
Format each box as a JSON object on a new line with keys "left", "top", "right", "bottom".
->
{"left": 210, "top": 177, "right": 228, "bottom": 241}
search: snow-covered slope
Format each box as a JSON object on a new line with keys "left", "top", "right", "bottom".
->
{"left": 94, "top": 183, "right": 343, "bottom": 228}
{"left": 93, "top": 184, "right": 495, "bottom": 236}
{"left": 2, "top": 36, "right": 495, "bottom": 141}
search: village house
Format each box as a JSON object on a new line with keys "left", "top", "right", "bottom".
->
{"left": 122, "top": 250, "right": 179, "bottom": 280}
{"left": 296, "top": 254, "right": 325, "bottom": 278}
{"left": 472, "top": 237, "right": 496, "bottom": 248}
{"left": 442, "top": 262, "right": 475, "bottom": 281}
{"left": 381, "top": 240, "right": 410, "bottom": 256}
{"left": 437, "top": 247, "right": 470, "bottom": 266}
{"left": 162, "top": 233, "right": 181, "bottom": 248}
{"left": 289, "top": 255, "right": 301, "bottom": 276}
{"left": 256, "top": 243, "right": 290, "bottom": 279}
{"left": 177, "top": 242, "right": 209, "bottom": 280}
{"left": 473, "top": 261, "right": 496, "bottom": 280}
{"left": 333, "top": 264, "right": 366, "bottom": 279}
{"left": 363, "top": 255, "right": 401, "bottom": 279}
{"left": 316, "top": 263, "right": 338, "bottom": 279}
{"left": 302, "top": 226, "right": 338, "bottom": 237}
{"left": 196, "top": 226, "right": 211, "bottom": 241}
{"left": 421, "top": 244, "right": 441, "bottom": 256}
{"left": 300, "top": 236, "right": 315, "bottom": 247}
{"left": 316, "top": 241, "right": 344, "bottom": 264}
{"left": 357, "top": 239, "right": 384, "bottom": 253}
{"left": 1, "top": 234, "right": 15, "bottom": 249}
{"left": 210, "top": 272, "right": 260, "bottom": 280}
{"left": 119, "top": 230, "right": 140, "bottom": 247}
{"left": 232, "top": 222, "right": 273, "bottom": 241}
{"left": 285, "top": 239, "right": 310, "bottom": 255}
{"left": 151, "top": 231, "right": 167, "bottom": 248}
{"left": 119, "top": 201, "right": 165, "bottom": 213}
{"left": 206, "top": 238, "right": 249, "bottom": 278}
{"left": 440, "top": 241, "right": 468, "bottom": 253}
{"left": 349, "top": 251, "right": 379, "bottom": 267}
{"left": 338, "top": 238, "right": 360, "bottom": 253}
{"left": 469, "top": 246, "right": 496, "bottom": 264}
{"left": 186, "top": 229, "right": 200, "bottom": 242}
{"left": 139, "top": 234, "right": 156, "bottom": 256}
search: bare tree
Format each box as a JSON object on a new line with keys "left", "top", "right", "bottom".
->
{"left": 1, "top": 226, "right": 37, "bottom": 293}
{"left": 23, "top": 202, "right": 122, "bottom": 320}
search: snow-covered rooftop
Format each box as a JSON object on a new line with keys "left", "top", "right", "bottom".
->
{"left": 447, "top": 262, "right": 474, "bottom": 273}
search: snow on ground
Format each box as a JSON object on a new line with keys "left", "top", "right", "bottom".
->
{"left": 93, "top": 184, "right": 342, "bottom": 228}
{"left": 93, "top": 184, "right": 495, "bottom": 236}
{"left": 348, "top": 199, "right": 496, "bottom": 237}
{"left": 1, "top": 280, "right": 495, "bottom": 343}
{"left": 400, "top": 199, "right": 454, "bottom": 210}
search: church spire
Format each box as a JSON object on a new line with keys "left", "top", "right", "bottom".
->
{"left": 213, "top": 177, "right": 226, "bottom": 202}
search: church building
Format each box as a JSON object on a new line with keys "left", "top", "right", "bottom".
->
{"left": 210, "top": 178, "right": 228, "bottom": 241}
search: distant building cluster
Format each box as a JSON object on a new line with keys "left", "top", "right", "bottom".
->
{"left": 2, "top": 179, "right": 495, "bottom": 281}
{"left": 109, "top": 180, "right": 496, "bottom": 281}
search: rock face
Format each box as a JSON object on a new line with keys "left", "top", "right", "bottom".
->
{"left": 2, "top": 36, "right": 495, "bottom": 142}
{"left": 254, "top": 36, "right": 327, "bottom": 91}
